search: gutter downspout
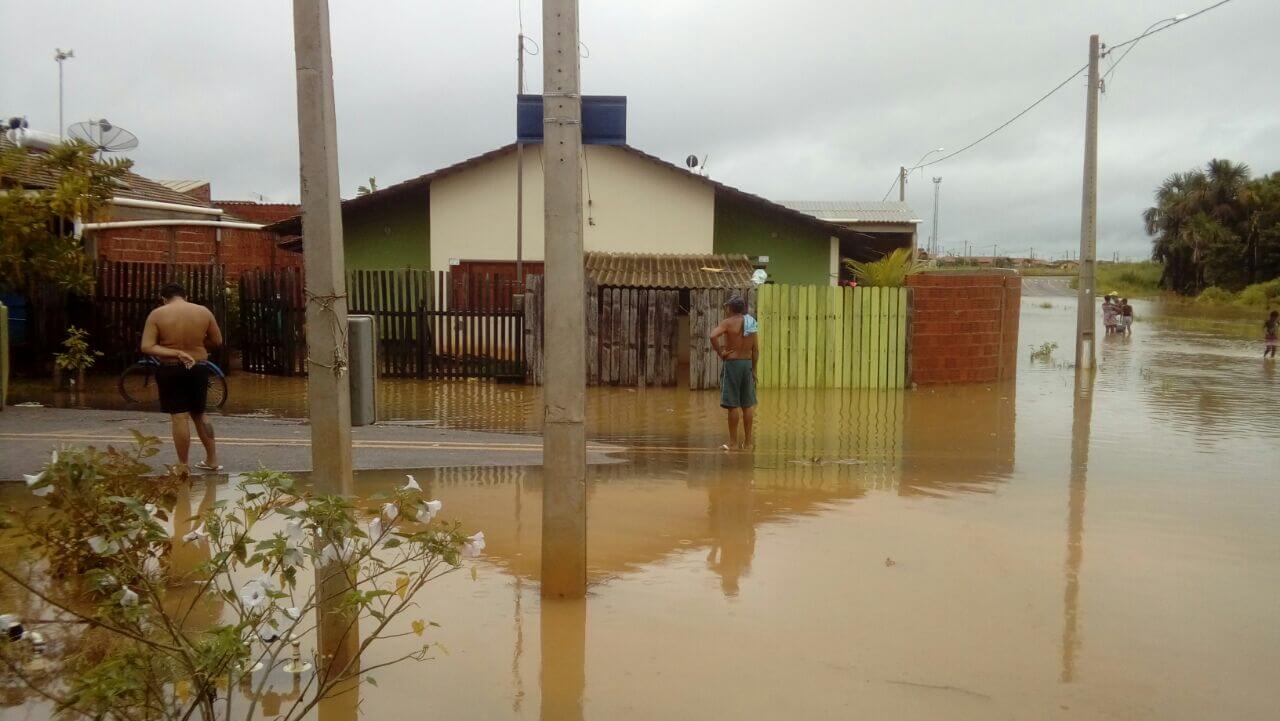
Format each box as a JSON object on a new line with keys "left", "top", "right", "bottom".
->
{"left": 110, "top": 197, "right": 224, "bottom": 216}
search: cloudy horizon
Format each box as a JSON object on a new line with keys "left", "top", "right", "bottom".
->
{"left": 2, "top": 0, "right": 1277, "bottom": 260}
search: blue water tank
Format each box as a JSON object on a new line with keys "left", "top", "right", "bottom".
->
{"left": 516, "top": 94, "right": 626, "bottom": 145}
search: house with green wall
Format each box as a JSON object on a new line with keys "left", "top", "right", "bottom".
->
{"left": 271, "top": 143, "right": 917, "bottom": 285}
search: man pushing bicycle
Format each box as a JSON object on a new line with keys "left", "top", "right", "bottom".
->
{"left": 140, "top": 283, "right": 223, "bottom": 472}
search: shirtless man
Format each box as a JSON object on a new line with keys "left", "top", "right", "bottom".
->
{"left": 710, "top": 295, "right": 759, "bottom": 450}
{"left": 140, "top": 283, "right": 223, "bottom": 471}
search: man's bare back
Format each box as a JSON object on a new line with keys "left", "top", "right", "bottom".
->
{"left": 713, "top": 315, "right": 757, "bottom": 360}
{"left": 142, "top": 299, "right": 221, "bottom": 364}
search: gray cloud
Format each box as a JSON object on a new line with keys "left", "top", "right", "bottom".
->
{"left": 3, "top": 0, "right": 1276, "bottom": 259}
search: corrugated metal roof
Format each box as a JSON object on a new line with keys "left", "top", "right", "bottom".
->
{"left": 586, "top": 252, "right": 755, "bottom": 289}
{"left": 0, "top": 136, "right": 213, "bottom": 209}
{"left": 778, "top": 200, "right": 919, "bottom": 224}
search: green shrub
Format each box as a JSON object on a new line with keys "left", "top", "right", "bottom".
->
{"left": 843, "top": 248, "right": 925, "bottom": 287}
{"left": 1235, "top": 278, "right": 1280, "bottom": 308}
{"left": 1196, "top": 286, "right": 1233, "bottom": 305}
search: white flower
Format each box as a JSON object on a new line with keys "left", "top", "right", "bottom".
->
{"left": 259, "top": 622, "right": 281, "bottom": 644}
{"left": 381, "top": 503, "right": 399, "bottom": 522}
{"left": 416, "top": 499, "right": 443, "bottom": 524}
{"left": 50, "top": 450, "right": 58, "bottom": 464}
{"left": 282, "top": 546, "right": 304, "bottom": 568}
{"left": 240, "top": 579, "right": 270, "bottom": 612}
{"left": 143, "top": 503, "right": 158, "bottom": 517}
{"left": 23, "top": 473, "right": 53, "bottom": 498}
{"left": 368, "top": 517, "right": 384, "bottom": 544}
{"left": 462, "top": 531, "right": 486, "bottom": 558}
{"left": 87, "top": 536, "right": 119, "bottom": 556}
{"left": 402, "top": 474, "right": 421, "bottom": 492}
{"left": 284, "top": 519, "right": 306, "bottom": 543}
{"left": 284, "top": 607, "right": 302, "bottom": 620}
{"left": 119, "top": 587, "right": 139, "bottom": 607}
{"left": 141, "top": 555, "right": 162, "bottom": 579}
{"left": 318, "top": 538, "right": 357, "bottom": 566}
{"left": 182, "top": 524, "right": 207, "bottom": 544}
{"left": 253, "top": 574, "right": 280, "bottom": 595}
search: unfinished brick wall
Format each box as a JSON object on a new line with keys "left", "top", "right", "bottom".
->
{"left": 93, "top": 226, "right": 301, "bottom": 281}
{"left": 907, "top": 271, "right": 1020, "bottom": 385}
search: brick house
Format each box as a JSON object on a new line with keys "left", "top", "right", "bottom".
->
{"left": 0, "top": 135, "right": 299, "bottom": 281}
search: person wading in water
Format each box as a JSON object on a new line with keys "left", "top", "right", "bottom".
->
{"left": 710, "top": 295, "right": 758, "bottom": 450}
{"left": 140, "top": 283, "right": 223, "bottom": 472}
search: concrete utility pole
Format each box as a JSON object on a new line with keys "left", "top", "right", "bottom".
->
{"left": 516, "top": 33, "right": 526, "bottom": 283}
{"left": 898, "top": 166, "right": 906, "bottom": 201}
{"left": 1075, "top": 34, "right": 1101, "bottom": 370}
{"left": 292, "top": 0, "right": 357, "bottom": 674}
{"left": 930, "top": 177, "right": 942, "bottom": 257}
{"left": 541, "top": 0, "right": 588, "bottom": 599}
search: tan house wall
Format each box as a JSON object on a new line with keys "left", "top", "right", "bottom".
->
{"left": 429, "top": 145, "right": 715, "bottom": 272}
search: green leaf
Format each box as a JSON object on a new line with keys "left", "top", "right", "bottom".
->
{"left": 365, "top": 676, "right": 377, "bottom": 687}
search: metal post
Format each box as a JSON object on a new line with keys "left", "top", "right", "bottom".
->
{"left": 541, "top": 0, "right": 587, "bottom": 599}
{"left": 1075, "top": 34, "right": 1101, "bottom": 370}
{"left": 292, "top": 0, "right": 357, "bottom": 674}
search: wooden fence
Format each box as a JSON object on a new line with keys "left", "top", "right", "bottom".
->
{"left": 524, "top": 276, "right": 680, "bottom": 387}
{"left": 92, "top": 260, "right": 229, "bottom": 372}
{"left": 239, "top": 268, "right": 523, "bottom": 380}
{"left": 688, "top": 287, "right": 756, "bottom": 390}
{"left": 754, "top": 285, "right": 909, "bottom": 389}
{"left": 239, "top": 267, "right": 306, "bottom": 376}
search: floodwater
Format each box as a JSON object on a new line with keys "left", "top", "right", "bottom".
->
{"left": 4, "top": 291, "right": 1280, "bottom": 720}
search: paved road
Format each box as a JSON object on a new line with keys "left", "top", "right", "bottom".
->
{"left": 1021, "top": 276, "right": 1074, "bottom": 297}
{"left": 0, "top": 406, "right": 623, "bottom": 481}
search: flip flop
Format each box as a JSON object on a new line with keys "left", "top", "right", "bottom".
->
{"left": 194, "top": 461, "right": 224, "bottom": 472}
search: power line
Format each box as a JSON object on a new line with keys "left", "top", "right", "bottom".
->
{"left": 880, "top": 0, "right": 1237, "bottom": 188}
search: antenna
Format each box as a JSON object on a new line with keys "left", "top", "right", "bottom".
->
{"left": 67, "top": 118, "right": 139, "bottom": 156}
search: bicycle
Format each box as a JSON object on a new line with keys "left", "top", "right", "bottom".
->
{"left": 118, "top": 357, "right": 229, "bottom": 411}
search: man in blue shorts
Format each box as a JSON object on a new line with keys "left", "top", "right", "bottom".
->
{"left": 710, "top": 295, "right": 758, "bottom": 450}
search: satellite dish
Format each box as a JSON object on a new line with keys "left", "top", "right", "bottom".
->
{"left": 68, "top": 118, "right": 139, "bottom": 155}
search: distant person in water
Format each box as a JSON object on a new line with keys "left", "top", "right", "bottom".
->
{"left": 710, "top": 295, "right": 758, "bottom": 450}
{"left": 1264, "top": 311, "right": 1278, "bottom": 359}
{"left": 1120, "top": 298, "right": 1134, "bottom": 336}
{"left": 1102, "top": 295, "right": 1119, "bottom": 334}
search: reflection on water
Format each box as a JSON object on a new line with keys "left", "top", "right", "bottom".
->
{"left": 1062, "top": 370, "right": 1093, "bottom": 683}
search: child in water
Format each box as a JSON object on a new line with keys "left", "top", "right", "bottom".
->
{"left": 1120, "top": 299, "right": 1134, "bottom": 336}
{"left": 1265, "top": 311, "right": 1278, "bottom": 359}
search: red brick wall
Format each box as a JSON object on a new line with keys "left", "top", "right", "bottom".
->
{"left": 907, "top": 271, "right": 1021, "bottom": 385}
{"left": 93, "top": 225, "right": 302, "bottom": 281}
{"left": 212, "top": 201, "right": 301, "bottom": 225}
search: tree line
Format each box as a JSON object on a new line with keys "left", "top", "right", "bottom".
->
{"left": 1145, "top": 159, "right": 1280, "bottom": 294}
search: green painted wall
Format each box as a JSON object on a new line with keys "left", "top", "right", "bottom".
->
{"left": 342, "top": 189, "right": 430, "bottom": 270}
{"left": 712, "top": 194, "right": 830, "bottom": 285}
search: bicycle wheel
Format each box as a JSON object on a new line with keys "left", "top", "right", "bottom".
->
{"left": 202, "top": 362, "right": 229, "bottom": 411}
{"left": 119, "top": 363, "right": 160, "bottom": 406}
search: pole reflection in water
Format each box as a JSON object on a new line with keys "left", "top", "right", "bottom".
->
{"left": 539, "top": 598, "right": 586, "bottom": 721}
{"left": 1062, "top": 369, "right": 1093, "bottom": 683}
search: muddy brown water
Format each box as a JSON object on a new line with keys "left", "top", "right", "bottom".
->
{"left": 3, "top": 295, "right": 1279, "bottom": 720}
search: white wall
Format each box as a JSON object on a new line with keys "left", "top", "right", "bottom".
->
{"left": 429, "top": 145, "right": 716, "bottom": 271}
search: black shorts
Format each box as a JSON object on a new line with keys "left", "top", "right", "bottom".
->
{"left": 155, "top": 363, "right": 210, "bottom": 415}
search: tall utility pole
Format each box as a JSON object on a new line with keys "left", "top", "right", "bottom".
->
{"left": 541, "top": 0, "right": 588, "bottom": 599}
{"left": 930, "top": 177, "right": 942, "bottom": 257}
{"left": 1075, "top": 34, "right": 1101, "bottom": 370}
{"left": 54, "top": 49, "right": 73, "bottom": 139}
{"left": 515, "top": 33, "right": 526, "bottom": 283}
{"left": 292, "top": 0, "right": 358, "bottom": 674}
{"left": 898, "top": 166, "right": 906, "bottom": 201}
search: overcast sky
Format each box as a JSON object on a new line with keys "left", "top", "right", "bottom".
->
{"left": 3, "top": 0, "right": 1277, "bottom": 259}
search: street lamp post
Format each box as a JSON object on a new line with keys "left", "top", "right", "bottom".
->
{"left": 54, "top": 48, "right": 73, "bottom": 140}
{"left": 899, "top": 147, "right": 945, "bottom": 201}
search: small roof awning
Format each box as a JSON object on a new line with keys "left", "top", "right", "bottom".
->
{"left": 585, "top": 252, "right": 755, "bottom": 289}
